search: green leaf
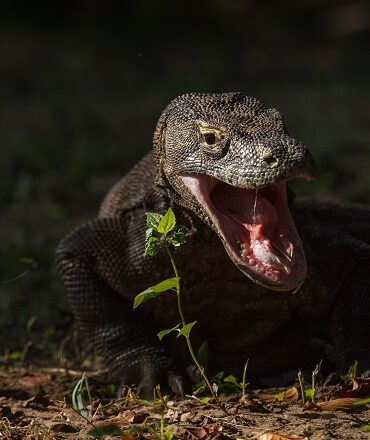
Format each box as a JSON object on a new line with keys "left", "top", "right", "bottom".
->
{"left": 197, "top": 341, "right": 209, "bottom": 370}
{"left": 359, "top": 425, "right": 370, "bottom": 432}
{"left": 157, "top": 208, "right": 176, "bottom": 235}
{"left": 177, "top": 321, "right": 197, "bottom": 338}
{"left": 164, "top": 425, "right": 174, "bottom": 440}
{"left": 167, "top": 225, "right": 188, "bottom": 247}
{"left": 89, "top": 424, "right": 125, "bottom": 438}
{"left": 144, "top": 234, "right": 159, "bottom": 256}
{"left": 146, "top": 212, "right": 163, "bottom": 229}
{"left": 353, "top": 397, "right": 370, "bottom": 406}
{"left": 72, "top": 374, "right": 92, "bottom": 418}
{"left": 8, "top": 351, "right": 23, "bottom": 360}
{"left": 157, "top": 323, "right": 180, "bottom": 341}
{"left": 200, "top": 396, "right": 212, "bottom": 404}
{"left": 224, "top": 375, "right": 239, "bottom": 386}
{"left": 213, "top": 371, "right": 225, "bottom": 381}
{"left": 133, "top": 277, "right": 179, "bottom": 309}
{"left": 305, "top": 388, "right": 315, "bottom": 399}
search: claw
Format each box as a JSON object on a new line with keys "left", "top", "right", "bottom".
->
{"left": 168, "top": 372, "right": 185, "bottom": 397}
{"left": 186, "top": 364, "right": 202, "bottom": 383}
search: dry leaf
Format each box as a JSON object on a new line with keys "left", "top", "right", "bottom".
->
{"left": 96, "top": 410, "right": 136, "bottom": 426}
{"left": 22, "top": 392, "right": 53, "bottom": 408}
{"left": 256, "top": 432, "right": 308, "bottom": 440}
{"left": 335, "top": 378, "right": 370, "bottom": 398}
{"left": 128, "top": 411, "right": 149, "bottom": 424}
{"left": 258, "top": 387, "right": 298, "bottom": 403}
{"left": 50, "top": 423, "right": 78, "bottom": 433}
{"left": 18, "top": 374, "right": 52, "bottom": 388}
{"left": 188, "top": 426, "right": 208, "bottom": 439}
{"left": 284, "top": 387, "right": 299, "bottom": 401}
{"left": 203, "top": 422, "right": 223, "bottom": 437}
{"left": 172, "top": 425, "right": 209, "bottom": 440}
{"left": 303, "top": 401, "right": 320, "bottom": 411}
{"left": 317, "top": 398, "right": 359, "bottom": 411}
{"left": 304, "top": 397, "right": 359, "bottom": 411}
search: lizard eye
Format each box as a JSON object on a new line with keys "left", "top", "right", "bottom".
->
{"left": 199, "top": 125, "right": 228, "bottom": 158}
{"left": 204, "top": 132, "right": 216, "bottom": 146}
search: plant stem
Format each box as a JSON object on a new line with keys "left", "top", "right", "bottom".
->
{"left": 164, "top": 241, "right": 221, "bottom": 408}
{"left": 311, "top": 361, "right": 322, "bottom": 404}
{"left": 242, "top": 358, "right": 249, "bottom": 397}
{"left": 298, "top": 370, "right": 305, "bottom": 405}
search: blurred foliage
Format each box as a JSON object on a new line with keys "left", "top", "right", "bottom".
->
{"left": 0, "top": 0, "right": 369, "bottom": 357}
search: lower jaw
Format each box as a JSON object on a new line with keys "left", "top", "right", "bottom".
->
{"left": 224, "top": 240, "right": 307, "bottom": 291}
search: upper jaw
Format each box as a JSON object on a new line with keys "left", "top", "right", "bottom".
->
{"left": 180, "top": 173, "right": 307, "bottom": 291}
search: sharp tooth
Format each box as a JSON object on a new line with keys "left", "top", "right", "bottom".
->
{"left": 271, "top": 238, "right": 292, "bottom": 263}
{"left": 274, "top": 255, "right": 292, "bottom": 274}
{"left": 284, "top": 265, "right": 291, "bottom": 274}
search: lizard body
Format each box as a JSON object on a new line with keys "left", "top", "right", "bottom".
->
{"left": 56, "top": 93, "right": 370, "bottom": 393}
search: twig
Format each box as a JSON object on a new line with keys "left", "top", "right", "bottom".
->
{"left": 242, "top": 359, "right": 249, "bottom": 397}
{"left": 298, "top": 370, "right": 305, "bottom": 405}
{"left": 155, "top": 384, "right": 168, "bottom": 410}
{"left": 65, "top": 402, "right": 97, "bottom": 427}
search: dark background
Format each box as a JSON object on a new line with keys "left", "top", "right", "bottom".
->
{"left": 1, "top": 0, "right": 369, "bottom": 361}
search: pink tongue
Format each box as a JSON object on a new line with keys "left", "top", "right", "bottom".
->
{"left": 212, "top": 186, "right": 277, "bottom": 235}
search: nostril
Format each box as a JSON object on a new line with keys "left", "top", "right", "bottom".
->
{"left": 263, "top": 152, "right": 278, "bottom": 166}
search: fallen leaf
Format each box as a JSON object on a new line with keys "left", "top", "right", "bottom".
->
{"left": 173, "top": 425, "right": 208, "bottom": 440}
{"left": 0, "top": 388, "right": 29, "bottom": 400}
{"left": 284, "top": 387, "right": 299, "bottom": 401}
{"left": 128, "top": 411, "right": 149, "bottom": 424}
{"left": 0, "top": 406, "right": 12, "bottom": 418}
{"left": 95, "top": 410, "right": 136, "bottom": 427}
{"left": 23, "top": 392, "right": 53, "bottom": 408}
{"left": 258, "top": 387, "right": 298, "bottom": 403}
{"left": 335, "top": 378, "right": 370, "bottom": 398}
{"left": 188, "top": 426, "right": 208, "bottom": 439}
{"left": 89, "top": 424, "right": 126, "bottom": 437}
{"left": 317, "top": 398, "right": 360, "bottom": 411}
{"left": 203, "top": 422, "right": 223, "bottom": 437}
{"left": 0, "top": 405, "right": 23, "bottom": 422}
{"left": 164, "top": 408, "right": 180, "bottom": 421}
{"left": 256, "top": 433, "right": 308, "bottom": 440}
{"left": 51, "top": 423, "right": 78, "bottom": 433}
{"left": 303, "top": 397, "right": 360, "bottom": 411}
{"left": 180, "top": 411, "right": 192, "bottom": 422}
{"left": 18, "top": 374, "right": 52, "bottom": 388}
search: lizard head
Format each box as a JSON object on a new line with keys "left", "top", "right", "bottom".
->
{"left": 154, "top": 93, "right": 317, "bottom": 291}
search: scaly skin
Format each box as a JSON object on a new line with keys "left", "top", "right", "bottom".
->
{"left": 56, "top": 93, "right": 370, "bottom": 395}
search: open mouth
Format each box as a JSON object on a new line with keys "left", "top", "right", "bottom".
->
{"left": 181, "top": 175, "right": 306, "bottom": 291}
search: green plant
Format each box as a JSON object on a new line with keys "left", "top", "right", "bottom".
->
{"left": 133, "top": 208, "right": 221, "bottom": 407}
{"left": 222, "top": 359, "right": 249, "bottom": 396}
{"left": 298, "top": 361, "right": 322, "bottom": 405}
{"left": 72, "top": 372, "right": 93, "bottom": 418}
{"left": 340, "top": 360, "right": 358, "bottom": 385}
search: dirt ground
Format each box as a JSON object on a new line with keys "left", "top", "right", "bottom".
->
{"left": 0, "top": 365, "right": 369, "bottom": 440}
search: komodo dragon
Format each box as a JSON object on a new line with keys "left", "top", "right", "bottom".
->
{"left": 56, "top": 93, "right": 370, "bottom": 395}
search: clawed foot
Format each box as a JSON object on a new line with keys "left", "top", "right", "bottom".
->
{"left": 117, "top": 364, "right": 203, "bottom": 399}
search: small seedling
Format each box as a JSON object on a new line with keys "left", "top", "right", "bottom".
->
{"left": 223, "top": 359, "right": 249, "bottom": 396}
{"left": 340, "top": 360, "right": 358, "bottom": 385}
{"left": 299, "top": 360, "right": 322, "bottom": 405}
{"left": 133, "top": 208, "right": 221, "bottom": 407}
{"left": 72, "top": 372, "right": 93, "bottom": 418}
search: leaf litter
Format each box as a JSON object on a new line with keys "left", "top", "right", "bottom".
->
{"left": 0, "top": 365, "right": 369, "bottom": 439}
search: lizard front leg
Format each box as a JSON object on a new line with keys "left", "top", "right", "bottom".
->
{"left": 56, "top": 218, "right": 184, "bottom": 396}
